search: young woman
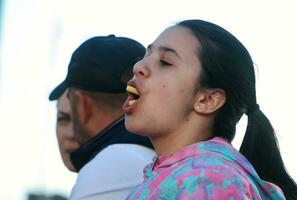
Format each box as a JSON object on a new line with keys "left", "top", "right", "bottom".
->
{"left": 56, "top": 90, "right": 79, "bottom": 172}
{"left": 123, "top": 19, "right": 297, "bottom": 199}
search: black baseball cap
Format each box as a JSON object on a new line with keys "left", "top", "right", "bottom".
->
{"left": 49, "top": 35, "right": 145, "bottom": 100}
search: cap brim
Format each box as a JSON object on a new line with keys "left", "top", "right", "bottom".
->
{"left": 48, "top": 81, "right": 67, "bottom": 101}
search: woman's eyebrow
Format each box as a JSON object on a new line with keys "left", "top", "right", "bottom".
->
{"left": 159, "top": 46, "right": 181, "bottom": 59}
{"left": 147, "top": 44, "right": 181, "bottom": 59}
{"left": 58, "top": 111, "right": 70, "bottom": 117}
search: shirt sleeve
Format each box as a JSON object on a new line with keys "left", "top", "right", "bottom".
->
{"left": 69, "top": 144, "right": 155, "bottom": 200}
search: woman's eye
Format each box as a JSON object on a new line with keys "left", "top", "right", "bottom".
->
{"left": 160, "top": 60, "right": 172, "bottom": 66}
{"left": 57, "top": 115, "right": 71, "bottom": 123}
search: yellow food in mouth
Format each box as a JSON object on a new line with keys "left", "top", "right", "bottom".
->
{"left": 126, "top": 85, "right": 140, "bottom": 96}
{"left": 126, "top": 85, "right": 139, "bottom": 106}
{"left": 128, "top": 100, "right": 137, "bottom": 106}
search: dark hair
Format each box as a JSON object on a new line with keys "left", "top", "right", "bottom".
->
{"left": 178, "top": 19, "right": 297, "bottom": 199}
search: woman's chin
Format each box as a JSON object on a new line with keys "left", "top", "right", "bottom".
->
{"left": 124, "top": 118, "right": 136, "bottom": 131}
{"left": 125, "top": 121, "right": 146, "bottom": 136}
{"left": 125, "top": 123, "right": 140, "bottom": 134}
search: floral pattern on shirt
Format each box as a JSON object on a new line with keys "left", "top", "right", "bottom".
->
{"left": 126, "top": 137, "right": 285, "bottom": 200}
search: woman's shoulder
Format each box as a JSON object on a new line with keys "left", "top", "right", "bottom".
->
{"left": 160, "top": 155, "right": 254, "bottom": 199}
{"left": 171, "top": 150, "right": 250, "bottom": 182}
{"left": 156, "top": 158, "right": 255, "bottom": 200}
{"left": 165, "top": 149, "right": 283, "bottom": 199}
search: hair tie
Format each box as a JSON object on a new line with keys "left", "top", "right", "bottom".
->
{"left": 246, "top": 104, "right": 260, "bottom": 115}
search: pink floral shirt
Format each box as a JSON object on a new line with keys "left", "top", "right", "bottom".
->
{"left": 126, "top": 137, "right": 285, "bottom": 200}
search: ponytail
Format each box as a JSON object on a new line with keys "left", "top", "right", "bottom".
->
{"left": 240, "top": 107, "right": 297, "bottom": 199}
{"left": 177, "top": 19, "right": 297, "bottom": 199}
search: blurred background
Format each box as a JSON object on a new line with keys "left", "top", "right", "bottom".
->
{"left": 0, "top": 0, "right": 296, "bottom": 199}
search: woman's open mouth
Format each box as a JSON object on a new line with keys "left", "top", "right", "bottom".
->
{"left": 123, "top": 85, "right": 140, "bottom": 114}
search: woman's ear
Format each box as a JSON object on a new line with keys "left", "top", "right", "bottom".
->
{"left": 194, "top": 88, "right": 226, "bottom": 114}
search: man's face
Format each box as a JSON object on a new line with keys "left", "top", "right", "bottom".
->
{"left": 68, "top": 89, "right": 124, "bottom": 145}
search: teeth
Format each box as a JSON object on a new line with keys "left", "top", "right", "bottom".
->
{"left": 126, "top": 85, "right": 139, "bottom": 96}
{"left": 128, "top": 100, "right": 137, "bottom": 106}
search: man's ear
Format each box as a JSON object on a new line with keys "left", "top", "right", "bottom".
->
{"left": 73, "top": 90, "right": 93, "bottom": 124}
{"left": 193, "top": 88, "right": 226, "bottom": 114}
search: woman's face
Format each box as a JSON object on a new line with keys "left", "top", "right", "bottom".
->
{"left": 56, "top": 90, "right": 79, "bottom": 172}
{"left": 124, "top": 25, "right": 202, "bottom": 137}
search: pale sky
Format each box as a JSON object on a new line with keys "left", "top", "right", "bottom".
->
{"left": 0, "top": 0, "right": 296, "bottom": 199}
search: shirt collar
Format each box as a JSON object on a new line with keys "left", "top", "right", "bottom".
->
{"left": 151, "top": 137, "right": 231, "bottom": 170}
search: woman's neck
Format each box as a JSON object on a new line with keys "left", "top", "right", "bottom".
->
{"left": 151, "top": 117, "right": 213, "bottom": 156}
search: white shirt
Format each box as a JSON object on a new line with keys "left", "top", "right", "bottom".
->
{"left": 69, "top": 144, "right": 155, "bottom": 200}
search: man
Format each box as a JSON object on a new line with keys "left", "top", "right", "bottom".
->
{"left": 49, "top": 35, "right": 155, "bottom": 200}
{"left": 56, "top": 89, "right": 79, "bottom": 172}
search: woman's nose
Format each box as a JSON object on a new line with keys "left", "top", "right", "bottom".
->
{"left": 133, "top": 58, "right": 150, "bottom": 78}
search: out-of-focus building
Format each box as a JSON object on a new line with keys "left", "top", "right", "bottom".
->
{"left": 0, "top": 0, "right": 3, "bottom": 77}
{"left": 0, "top": 0, "right": 3, "bottom": 40}
{"left": 27, "top": 192, "right": 66, "bottom": 200}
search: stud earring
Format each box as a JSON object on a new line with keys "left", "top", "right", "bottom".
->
{"left": 196, "top": 105, "right": 200, "bottom": 109}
